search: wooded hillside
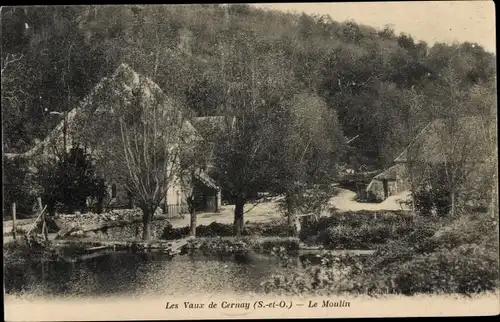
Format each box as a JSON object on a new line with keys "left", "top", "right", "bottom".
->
{"left": 2, "top": 4, "right": 496, "bottom": 168}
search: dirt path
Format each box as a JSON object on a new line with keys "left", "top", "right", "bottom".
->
{"left": 168, "top": 188, "right": 411, "bottom": 228}
{"left": 329, "top": 188, "right": 411, "bottom": 212}
{"left": 168, "top": 200, "right": 284, "bottom": 228}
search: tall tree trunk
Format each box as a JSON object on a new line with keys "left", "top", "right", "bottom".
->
{"left": 188, "top": 196, "right": 197, "bottom": 237}
{"left": 96, "top": 197, "right": 104, "bottom": 214}
{"left": 450, "top": 189, "right": 456, "bottom": 217}
{"left": 285, "top": 193, "right": 297, "bottom": 237}
{"left": 187, "top": 184, "right": 197, "bottom": 237}
{"left": 47, "top": 199, "right": 56, "bottom": 217}
{"left": 190, "top": 209, "right": 197, "bottom": 237}
{"left": 142, "top": 206, "right": 153, "bottom": 241}
{"left": 127, "top": 191, "right": 134, "bottom": 209}
{"left": 234, "top": 196, "right": 245, "bottom": 237}
{"left": 490, "top": 164, "right": 498, "bottom": 219}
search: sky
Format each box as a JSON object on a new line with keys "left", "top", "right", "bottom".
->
{"left": 252, "top": 1, "right": 496, "bottom": 53}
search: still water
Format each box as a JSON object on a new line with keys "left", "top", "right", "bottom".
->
{"left": 4, "top": 251, "right": 293, "bottom": 298}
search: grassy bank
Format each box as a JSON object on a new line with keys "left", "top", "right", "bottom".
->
{"left": 299, "top": 210, "right": 415, "bottom": 249}
{"left": 162, "top": 211, "right": 417, "bottom": 250}
{"left": 162, "top": 220, "right": 291, "bottom": 240}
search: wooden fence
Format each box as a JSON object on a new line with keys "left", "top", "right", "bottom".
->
{"left": 164, "top": 204, "right": 189, "bottom": 219}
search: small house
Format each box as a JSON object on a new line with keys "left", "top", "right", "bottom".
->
{"left": 366, "top": 163, "right": 409, "bottom": 201}
{"left": 367, "top": 115, "right": 496, "bottom": 209}
{"left": 7, "top": 63, "right": 223, "bottom": 215}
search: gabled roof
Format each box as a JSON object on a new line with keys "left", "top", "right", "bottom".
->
{"left": 394, "top": 115, "right": 496, "bottom": 164}
{"left": 195, "top": 171, "right": 219, "bottom": 190}
{"left": 372, "top": 163, "right": 405, "bottom": 181}
{"left": 191, "top": 115, "right": 235, "bottom": 140}
{"left": 16, "top": 63, "right": 198, "bottom": 159}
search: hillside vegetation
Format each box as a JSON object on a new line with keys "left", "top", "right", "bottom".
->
{"left": 2, "top": 4, "right": 496, "bottom": 169}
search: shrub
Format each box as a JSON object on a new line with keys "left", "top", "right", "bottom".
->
{"left": 187, "top": 236, "right": 300, "bottom": 255}
{"left": 262, "top": 249, "right": 368, "bottom": 295}
{"left": 317, "top": 226, "right": 367, "bottom": 249}
{"left": 161, "top": 224, "right": 190, "bottom": 240}
{"left": 387, "top": 244, "right": 499, "bottom": 295}
{"left": 198, "top": 222, "right": 234, "bottom": 237}
{"left": 161, "top": 220, "right": 292, "bottom": 240}
{"left": 254, "top": 237, "right": 300, "bottom": 253}
{"left": 263, "top": 214, "right": 499, "bottom": 296}
{"left": 38, "top": 146, "right": 107, "bottom": 215}
{"left": 3, "top": 157, "right": 39, "bottom": 219}
{"left": 3, "top": 240, "right": 50, "bottom": 266}
{"left": 314, "top": 217, "right": 415, "bottom": 249}
{"left": 299, "top": 211, "right": 413, "bottom": 245}
{"left": 426, "top": 214, "right": 498, "bottom": 250}
{"left": 244, "top": 220, "right": 290, "bottom": 237}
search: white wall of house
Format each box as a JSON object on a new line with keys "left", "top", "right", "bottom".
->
{"left": 165, "top": 177, "right": 187, "bottom": 206}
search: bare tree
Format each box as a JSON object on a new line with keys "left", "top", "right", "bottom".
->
{"left": 73, "top": 65, "right": 188, "bottom": 241}
{"left": 116, "top": 84, "right": 185, "bottom": 240}
{"left": 177, "top": 125, "right": 211, "bottom": 237}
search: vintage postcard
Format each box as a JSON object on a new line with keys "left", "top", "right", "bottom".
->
{"left": 2, "top": 2, "right": 498, "bottom": 321}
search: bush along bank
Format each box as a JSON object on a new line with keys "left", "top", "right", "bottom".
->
{"left": 185, "top": 236, "right": 300, "bottom": 255}
{"left": 162, "top": 220, "right": 298, "bottom": 255}
{"left": 161, "top": 212, "right": 419, "bottom": 251}
{"left": 161, "top": 220, "right": 291, "bottom": 240}
{"left": 262, "top": 214, "right": 499, "bottom": 296}
{"left": 165, "top": 211, "right": 421, "bottom": 250}
{"left": 299, "top": 211, "right": 416, "bottom": 249}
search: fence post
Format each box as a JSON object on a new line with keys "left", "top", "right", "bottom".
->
{"left": 37, "top": 197, "right": 43, "bottom": 212}
{"left": 37, "top": 197, "right": 48, "bottom": 241}
{"left": 12, "top": 203, "right": 17, "bottom": 240}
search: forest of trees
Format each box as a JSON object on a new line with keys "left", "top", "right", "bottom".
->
{"left": 2, "top": 4, "right": 495, "bottom": 167}
{"left": 2, "top": 5, "right": 497, "bottom": 230}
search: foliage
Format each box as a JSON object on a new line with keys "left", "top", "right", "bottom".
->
{"left": 262, "top": 248, "right": 365, "bottom": 295}
{"left": 186, "top": 236, "right": 299, "bottom": 255}
{"left": 363, "top": 244, "right": 499, "bottom": 295}
{"left": 2, "top": 156, "right": 38, "bottom": 218}
{"left": 3, "top": 239, "right": 51, "bottom": 266}
{"left": 243, "top": 220, "right": 291, "bottom": 238}
{"left": 299, "top": 210, "right": 413, "bottom": 247}
{"left": 2, "top": 4, "right": 495, "bottom": 205}
{"left": 161, "top": 220, "right": 291, "bottom": 240}
{"left": 37, "top": 146, "right": 105, "bottom": 215}
{"left": 2, "top": 5, "right": 496, "bottom": 237}
{"left": 263, "top": 214, "right": 499, "bottom": 295}
{"left": 269, "top": 92, "right": 345, "bottom": 231}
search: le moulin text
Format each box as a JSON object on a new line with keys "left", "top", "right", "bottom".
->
{"left": 165, "top": 299, "right": 351, "bottom": 310}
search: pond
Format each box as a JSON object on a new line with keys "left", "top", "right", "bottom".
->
{"left": 4, "top": 251, "right": 310, "bottom": 298}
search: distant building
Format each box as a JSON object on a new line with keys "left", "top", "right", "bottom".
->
{"left": 366, "top": 163, "right": 408, "bottom": 201}
{"left": 367, "top": 115, "right": 496, "bottom": 207}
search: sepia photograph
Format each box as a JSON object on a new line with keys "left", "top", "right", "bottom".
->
{"left": 2, "top": 2, "right": 498, "bottom": 320}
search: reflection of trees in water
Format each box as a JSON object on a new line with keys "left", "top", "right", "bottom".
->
{"left": 72, "top": 253, "right": 159, "bottom": 295}
{"left": 6, "top": 252, "right": 285, "bottom": 297}
{"left": 4, "top": 263, "right": 34, "bottom": 294}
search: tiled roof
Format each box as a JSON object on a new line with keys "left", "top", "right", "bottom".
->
{"left": 394, "top": 115, "right": 496, "bottom": 164}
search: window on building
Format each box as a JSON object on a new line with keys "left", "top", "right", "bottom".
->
{"left": 111, "top": 184, "right": 117, "bottom": 198}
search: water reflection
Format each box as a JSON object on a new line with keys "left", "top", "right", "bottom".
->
{"left": 4, "top": 251, "right": 293, "bottom": 298}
